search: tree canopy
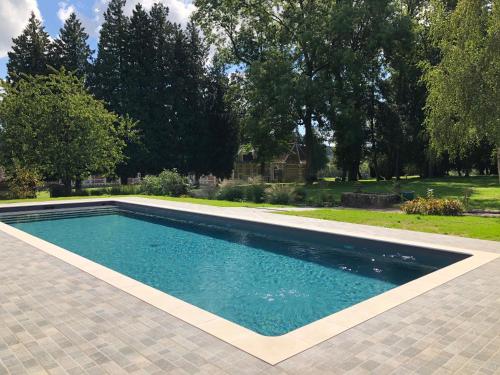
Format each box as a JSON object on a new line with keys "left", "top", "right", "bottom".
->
{"left": 7, "top": 12, "right": 52, "bottom": 81}
{"left": 0, "top": 70, "right": 134, "bottom": 193}
{"left": 2, "top": 0, "right": 498, "bottom": 184}
{"left": 424, "top": 0, "right": 500, "bottom": 180}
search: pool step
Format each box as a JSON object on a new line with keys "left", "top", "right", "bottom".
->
{"left": 0, "top": 206, "right": 120, "bottom": 224}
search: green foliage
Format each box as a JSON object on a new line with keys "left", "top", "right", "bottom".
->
{"left": 279, "top": 209, "right": 500, "bottom": 241}
{"left": 195, "top": 0, "right": 405, "bottom": 181}
{"left": 217, "top": 183, "right": 246, "bottom": 202}
{"left": 0, "top": 70, "right": 133, "bottom": 194}
{"left": 141, "top": 170, "right": 188, "bottom": 197}
{"left": 462, "top": 187, "right": 473, "bottom": 210}
{"left": 49, "top": 184, "right": 68, "bottom": 198}
{"left": 423, "top": 0, "right": 499, "bottom": 167}
{"left": 245, "top": 183, "right": 267, "bottom": 203}
{"left": 90, "top": 2, "right": 239, "bottom": 180}
{"left": 292, "top": 186, "right": 308, "bottom": 203}
{"left": 265, "top": 184, "right": 296, "bottom": 205}
{"left": 401, "top": 197, "right": 464, "bottom": 215}
{"left": 305, "top": 191, "right": 337, "bottom": 207}
{"left": 7, "top": 164, "right": 41, "bottom": 199}
{"left": 7, "top": 12, "right": 52, "bottom": 81}
{"left": 51, "top": 13, "right": 93, "bottom": 78}
{"left": 92, "top": 0, "right": 129, "bottom": 115}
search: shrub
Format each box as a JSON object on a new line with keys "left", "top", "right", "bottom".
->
{"left": 189, "top": 185, "right": 219, "bottom": 199}
{"left": 110, "top": 184, "right": 142, "bottom": 195}
{"left": 401, "top": 197, "right": 464, "bottom": 216}
{"left": 7, "top": 165, "right": 41, "bottom": 199}
{"left": 265, "top": 184, "right": 294, "bottom": 204}
{"left": 306, "top": 191, "right": 337, "bottom": 207}
{"left": 245, "top": 183, "right": 267, "bottom": 203}
{"left": 141, "top": 169, "right": 188, "bottom": 197}
{"left": 89, "top": 187, "right": 110, "bottom": 196}
{"left": 462, "top": 188, "right": 473, "bottom": 211}
{"left": 292, "top": 185, "right": 307, "bottom": 203}
{"left": 217, "top": 183, "right": 245, "bottom": 201}
{"left": 49, "top": 184, "right": 68, "bottom": 197}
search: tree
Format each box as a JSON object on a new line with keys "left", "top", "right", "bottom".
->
{"left": 173, "top": 21, "right": 210, "bottom": 175}
{"left": 194, "top": 0, "right": 334, "bottom": 181}
{"left": 51, "top": 13, "right": 93, "bottom": 79}
{"left": 424, "top": 0, "right": 500, "bottom": 182}
{"left": 92, "top": 0, "right": 129, "bottom": 114}
{"left": 0, "top": 70, "right": 134, "bottom": 194}
{"left": 195, "top": 0, "right": 403, "bottom": 182}
{"left": 7, "top": 12, "right": 52, "bottom": 81}
{"left": 199, "top": 60, "right": 240, "bottom": 178}
{"left": 138, "top": 3, "right": 178, "bottom": 175}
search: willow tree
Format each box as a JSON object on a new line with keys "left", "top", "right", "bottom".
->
{"left": 424, "top": 0, "right": 500, "bottom": 181}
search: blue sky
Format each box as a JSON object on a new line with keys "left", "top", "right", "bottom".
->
{"left": 0, "top": 0, "right": 194, "bottom": 79}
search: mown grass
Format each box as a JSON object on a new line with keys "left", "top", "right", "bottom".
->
{"left": 279, "top": 208, "right": 500, "bottom": 241}
{"left": 307, "top": 175, "right": 499, "bottom": 210}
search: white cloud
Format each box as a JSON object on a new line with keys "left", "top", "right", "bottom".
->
{"left": 87, "top": 0, "right": 195, "bottom": 37}
{"left": 0, "top": 0, "right": 42, "bottom": 58}
{"left": 124, "top": 0, "right": 195, "bottom": 26}
{"left": 57, "top": 1, "right": 76, "bottom": 23}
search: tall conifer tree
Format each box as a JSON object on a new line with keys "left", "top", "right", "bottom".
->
{"left": 117, "top": 3, "right": 153, "bottom": 178}
{"left": 51, "top": 13, "right": 93, "bottom": 78}
{"left": 174, "top": 21, "right": 209, "bottom": 174}
{"left": 146, "top": 4, "right": 178, "bottom": 173}
{"left": 92, "top": 0, "right": 129, "bottom": 114}
{"left": 7, "top": 12, "right": 52, "bottom": 81}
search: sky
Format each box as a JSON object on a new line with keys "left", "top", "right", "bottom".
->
{"left": 0, "top": 0, "right": 195, "bottom": 79}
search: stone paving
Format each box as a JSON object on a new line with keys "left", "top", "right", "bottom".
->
{"left": 1, "top": 206, "right": 500, "bottom": 374}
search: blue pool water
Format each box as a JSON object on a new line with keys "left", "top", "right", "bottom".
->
{"left": 3, "top": 206, "right": 452, "bottom": 336}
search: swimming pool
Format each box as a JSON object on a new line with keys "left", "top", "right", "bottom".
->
{"left": 0, "top": 203, "right": 469, "bottom": 336}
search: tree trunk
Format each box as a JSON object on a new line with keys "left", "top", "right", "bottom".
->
{"left": 303, "top": 108, "right": 316, "bottom": 183}
{"left": 260, "top": 161, "right": 266, "bottom": 180}
{"left": 348, "top": 163, "right": 358, "bottom": 182}
{"left": 75, "top": 178, "right": 82, "bottom": 191}
{"left": 62, "top": 177, "right": 72, "bottom": 196}
{"left": 497, "top": 146, "right": 500, "bottom": 184}
{"left": 394, "top": 148, "right": 400, "bottom": 180}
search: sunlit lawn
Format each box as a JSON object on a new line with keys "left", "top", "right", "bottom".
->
{"left": 279, "top": 208, "right": 500, "bottom": 241}
{"left": 308, "top": 175, "right": 499, "bottom": 210}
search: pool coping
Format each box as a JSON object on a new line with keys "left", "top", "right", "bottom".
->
{"left": 0, "top": 197, "right": 498, "bottom": 365}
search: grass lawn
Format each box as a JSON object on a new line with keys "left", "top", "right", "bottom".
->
{"left": 1, "top": 187, "right": 498, "bottom": 240}
{"left": 0, "top": 191, "right": 287, "bottom": 208}
{"left": 308, "top": 175, "right": 499, "bottom": 211}
{"left": 279, "top": 209, "right": 500, "bottom": 241}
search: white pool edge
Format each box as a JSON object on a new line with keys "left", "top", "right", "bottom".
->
{"left": 0, "top": 197, "right": 498, "bottom": 365}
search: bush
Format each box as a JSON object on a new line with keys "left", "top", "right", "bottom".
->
{"left": 49, "top": 184, "right": 68, "bottom": 197}
{"left": 89, "top": 188, "right": 109, "bottom": 196}
{"left": 245, "top": 183, "right": 267, "bottom": 203}
{"left": 306, "top": 191, "right": 337, "bottom": 207}
{"left": 189, "top": 185, "right": 219, "bottom": 199}
{"left": 265, "top": 184, "right": 294, "bottom": 204}
{"left": 292, "top": 185, "right": 307, "bottom": 203}
{"left": 401, "top": 197, "right": 464, "bottom": 216}
{"left": 217, "top": 183, "right": 245, "bottom": 201}
{"left": 7, "top": 166, "right": 41, "bottom": 199}
{"left": 109, "top": 184, "right": 142, "bottom": 195}
{"left": 141, "top": 169, "right": 188, "bottom": 197}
